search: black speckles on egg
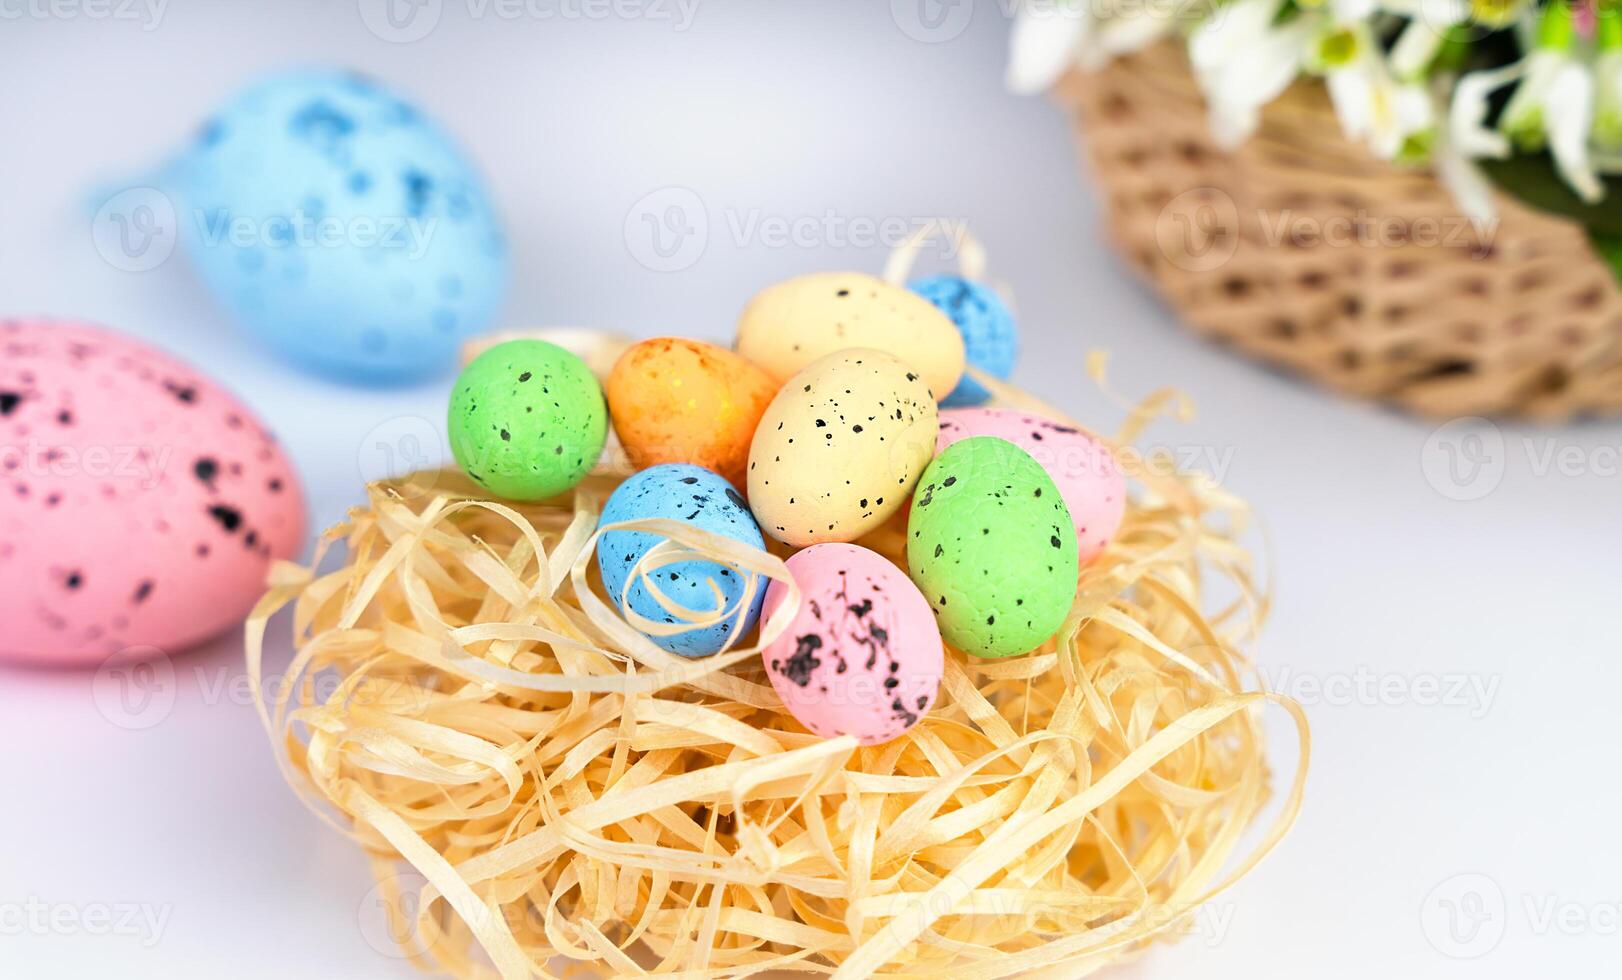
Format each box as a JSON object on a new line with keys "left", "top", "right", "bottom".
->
{"left": 1, "top": 319, "right": 305, "bottom": 663}
{"left": 595, "top": 463, "right": 767, "bottom": 658}
{"left": 905, "top": 437, "right": 1078, "bottom": 659}
{"left": 763, "top": 544, "right": 942, "bottom": 745}
{"left": 208, "top": 504, "right": 243, "bottom": 533}
{"left": 162, "top": 379, "right": 198, "bottom": 404}
{"left": 447, "top": 340, "right": 608, "bottom": 500}
{"left": 402, "top": 168, "right": 433, "bottom": 218}
{"left": 778, "top": 634, "right": 823, "bottom": 687}
{"left": 289, "top": 99, "right": 356, "bottom": 155}
{"left": 747, "top": 350, "right": 937, "bottom": 546}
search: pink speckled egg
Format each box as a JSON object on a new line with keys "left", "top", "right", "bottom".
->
{"left": 936, "top": 407, "right": 1124, "bottom": 562}
{"left": 0, "top": 319, "right": 306, "bottom": 666}
{"left": 760, "top": 543, "right": 941, "bottom": 745}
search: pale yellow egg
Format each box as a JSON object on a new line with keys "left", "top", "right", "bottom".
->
{"left": 736, "top": 272, "right": 965, "bottom": 401}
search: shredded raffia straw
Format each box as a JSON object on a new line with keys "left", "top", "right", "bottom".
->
{"left": 246, "top": 349, "right": 1310, "bottom": 980}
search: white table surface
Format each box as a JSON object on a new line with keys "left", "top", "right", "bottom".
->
{"left": 3, "top": 2, "right": 1620, "bottom": 977}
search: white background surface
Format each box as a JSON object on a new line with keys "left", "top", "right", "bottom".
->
{"left": 2, "top": 1, "right": 1620, "bottom": 977}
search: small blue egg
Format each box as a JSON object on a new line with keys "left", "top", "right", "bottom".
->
{"left": 908, "top": 275, "right": 1018, "bottom": 407}
{"left": 168, "top": 68, "right": 508, "bottom": 383}
{"left": 596, "top": 464, "right": 767, "bottom": 658}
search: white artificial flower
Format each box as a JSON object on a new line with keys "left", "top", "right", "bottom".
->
{"left": 1449, "top": 61, "right": 1525, "bottom": 159}
{"left": 1431, "top": 109, "right": 1499, "bottom": 225}
{"left": 1387, "top": 83, "right": 1438, "bottom": 159}
{"left": 1389, "top": 13, "right": 1450, "bottom": 81}
{"left": 1189, "top": 0, "right": 1285, "bottom": 76}
{"left": 1594, "top": 51, "right": 1622, "bottom": 152}
{"left": 1333, "top": 69, "right": 1435, "bottom": 160}
{"left": 1332, "top": 0, "right": 1376, "bottom": 22}
{"left": 1502, "top": 51, "right": 1602, "bottom": 202}
{"left": 1190, "top": 0, "right": 1316, "bottom": 147}
{"left": 1000, "top": 0, "right": 1596, "bottom": 211}
{"left": 1317, "top": 23, "right": 1377, "bottom": 132}
{"left": 1541, "top": 62, "right": 1602, "bottom": 202}
{"left": 1006, "top": 1, "right": 1091, "bottom": 94}
{"left": 1087, "top": 6, "right": 1180, "bottom": 67}
{"left": 1306, "top": 21, "right": 1432, "bottom": 161}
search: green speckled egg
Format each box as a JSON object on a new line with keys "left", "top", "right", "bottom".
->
{"left": 905, "top": 436, "right": 1078, "bottom": 658}
{"left": 448, "top": 340, "right": 607, "bottom": 500}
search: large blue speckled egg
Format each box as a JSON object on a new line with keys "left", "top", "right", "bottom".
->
{"left": 908, "top": 275, "right": 1018, "bottom": 407}
{"left": 168, "top": 68, "right": 508, "bottom": 382}
{"left": 596, "top": 464, "right": 768, "bottom": 658}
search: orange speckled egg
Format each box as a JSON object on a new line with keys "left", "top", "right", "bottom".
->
{"left": 605, "top": 338, "right": 778, "bottom": 488}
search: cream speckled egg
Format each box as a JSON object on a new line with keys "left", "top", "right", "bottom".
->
{"left": 748, "top": 349, "right": 937, "bottom": 547}
{"left": 735, "top": 272, "right": 964, "bottom": 401}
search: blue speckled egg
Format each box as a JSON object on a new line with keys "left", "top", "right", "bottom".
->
{"left": 908, "top": 275, "right": 1017, "bottom": 407}
{"left": 167, "top": 68, "right": 508, "bottom": 382}
{"left": 596, "top": 464, "right": 768, "bottom": 657}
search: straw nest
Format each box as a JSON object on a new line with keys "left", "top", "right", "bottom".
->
{"left": 246, "top": 361, "right": 1309, "bottom": 980}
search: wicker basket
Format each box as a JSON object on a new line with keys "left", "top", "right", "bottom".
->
{"left": 1057, "top": 42, "right": 1622, "bottom": 420}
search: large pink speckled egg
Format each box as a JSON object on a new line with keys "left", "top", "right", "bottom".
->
{"left": 0, "top": 319, "right": 306, "bottom": 666}
{"left": 760, "top": 543, "right": 941, "bottom": 746}
{"left": 936, "top": 407, "right": 1124, "bottom": 562}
